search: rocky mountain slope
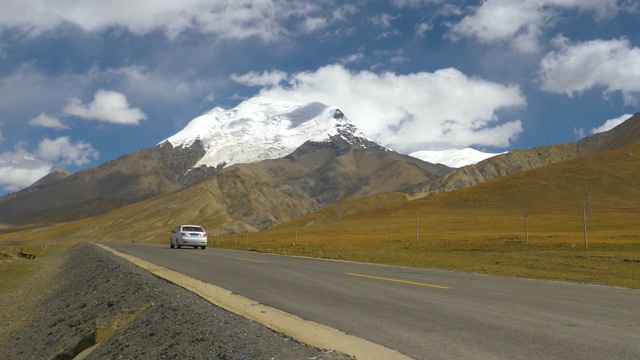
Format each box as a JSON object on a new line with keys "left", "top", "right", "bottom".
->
{"left": 45, "top": 134, "right": 449, "bottom": 242}
{"left": 406, "top": 112, "right": 640, "bottom": 198}
{"left": 0, "top": 140, "right": 215, "bottom": 225}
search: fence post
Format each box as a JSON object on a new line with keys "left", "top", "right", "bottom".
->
{"left": 583, "top": 203, "right": 588, "bottom": 249}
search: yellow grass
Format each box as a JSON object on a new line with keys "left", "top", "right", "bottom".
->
{"left": 208, "top": 187, "right": 640, "bottom": 290}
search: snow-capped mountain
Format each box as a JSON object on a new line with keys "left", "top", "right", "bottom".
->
{"left": 163, "top": 97, "right": 386, "bottom": 169}
{"left": 409, "top": 148, "right": 506, "bottom": 168}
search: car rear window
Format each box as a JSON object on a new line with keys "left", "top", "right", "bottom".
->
{"left": 183, "top": 226, "right": 204, "bottom": 232}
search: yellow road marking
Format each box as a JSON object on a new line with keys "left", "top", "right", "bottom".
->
{"left": 346, "top": 272, "right": 452, "bottom": 290}
{"left": 237, "top": 257, "right": 269, "bottom": 264}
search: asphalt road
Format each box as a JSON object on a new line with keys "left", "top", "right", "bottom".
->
{"left": 105, "top": 243, "right": 640, "bottom": 360}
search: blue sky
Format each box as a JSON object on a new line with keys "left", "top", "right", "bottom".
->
{"left": 0, "top": 0, "right": 639, "bottom": 194}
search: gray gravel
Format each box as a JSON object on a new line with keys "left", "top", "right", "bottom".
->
{"left": 0, "top": 243, "right": 351, "bottom": 360}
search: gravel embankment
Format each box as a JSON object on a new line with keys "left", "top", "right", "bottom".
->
{"left": 0, "top": 243, "right": 350, "bottom": 359}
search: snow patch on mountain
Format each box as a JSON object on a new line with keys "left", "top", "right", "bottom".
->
{"left": 409, "top": 148, "right": 505, "bottom": 168}
{"left": 163, "top": 97, "right": 383, "bottom": 169}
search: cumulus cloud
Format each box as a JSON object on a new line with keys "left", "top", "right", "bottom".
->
{"left": 233, "top": 64, "right": 525, "bottom": 152}
{"left": 591, "top": 113, "right": 634, "bottom": 134}
{"left": 28, "top": 112, "right": 69, "bottom": 129}
{"left": 0, "top": 144, "right": 51, "bottom": 192}
{"left": 449, "top": 0, "right": 620, "bottom": 52}
{"left": 63, "top": 89, "right": 147, "bottom": 125}
{"left": 539, "top": 37, "right": 640, "bottom": 105}
{"left": 0, "top": 137, "right": 98, "bottom": 192}
{"left": 35, "top": 137, "right": 99, "bottom": 166}
{"left": 0, "top": 0, "right": 330, "bottom": 41}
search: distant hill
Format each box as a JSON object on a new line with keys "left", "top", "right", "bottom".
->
{"left": 406, "top": 113, "right": 640, "bottom": 198}
{"left": 0, "top": 140, "right": 216, "bottom": 224}
{"left": 270, "top": 138, "right": 640, "bottom": 244}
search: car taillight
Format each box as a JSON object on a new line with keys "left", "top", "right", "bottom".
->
{"left": 181, "top": 232, "right": 187, "bottom": 236}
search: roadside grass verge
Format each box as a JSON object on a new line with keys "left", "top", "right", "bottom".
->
{"left": 210, "top": 236, "right": 640, "bottom": 289}
{"left": 0, "top": 244, "right": 67, "bottom": 295}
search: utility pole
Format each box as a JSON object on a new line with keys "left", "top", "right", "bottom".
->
{"left": 416, "top": 213, "right": 419, "bottom": 244}
{"left": 525, "top": 211, "right": 529, "bottom": 243}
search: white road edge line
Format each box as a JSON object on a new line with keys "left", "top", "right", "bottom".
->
{"left": 96, "top": 243, "right": 412, "bottom": 360}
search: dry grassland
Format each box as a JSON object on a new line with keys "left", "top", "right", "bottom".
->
{"left": 210, "top": 202, "right": 640, "bottom": 290}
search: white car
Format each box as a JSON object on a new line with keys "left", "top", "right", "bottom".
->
{"left": 170, "top": 225, "right": 207, "bottom": 249}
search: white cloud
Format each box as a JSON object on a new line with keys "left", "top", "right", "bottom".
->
{"left": 332, "top": 4, "right": 358, "bottom": 22}
{"left": 591, "top": 113, "right": 634, "bottom": 134}
{"left": 415, "top": 22, "right": 433, "bottom": 38}
{"left": 300, "top": 17, "right": 329, "bottom": 33}
{"left": 231, "top": 70, "right": 288, "bottom": 88}
{"left": 339, "top": 53, "right": 364, "bottom": 65}
{"left": 0, "top": 0, "right": 329, "bottom": 41}
{"left": 391, "top": 0, "right": 444, "bottom": 8}
{"left": 449, "top": 0, "right": 620, "bottom": 52}
{"left": 28, "top": 112, "right": 69, "bottom": 129}
{"left": 63, "top": 89, "right": 147, "bottom": 125}
{"left": 234, "top": 64, "right": 525, "bottom": 152}
{"left": 539, "top": 37, "right": 640, "bottom": 105}
{"left": 372, "top": 13, "right": 398, "bottom": 29}
{"left": 0, "top": 147, "right": 51, "bottom": 192}
{"left": 36, "top": 137, "right": 99, "bottom": 166}
{"left": 0, "top": 137, "right": 98, "bottom": 192}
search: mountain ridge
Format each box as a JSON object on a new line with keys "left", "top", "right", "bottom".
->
{"left": 0, "top": 97, "right": 444, "bottom": 226}
{"left": 406, "top": 112, "right": 640, "bottom": 198}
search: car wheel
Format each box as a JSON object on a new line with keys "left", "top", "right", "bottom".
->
{"left": 170, "top": 240, "right": 174, "bottom": 249}
{"left": 177, "top": 243, "right": 181, "bottom": 249}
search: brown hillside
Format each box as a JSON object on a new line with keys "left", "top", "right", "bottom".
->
{"left": 263, "top": 139, "right": 640, "bottom": 245}
{"left": 592, "top": 112, "right": 640, "bottom": 152}
{"left": 18, "top": 170, "right": 312, "bottom": 244}
{"left": 407, "top": 112, "right": 640, "bottom": 198}
{"left": 6, "top": 139, "right": 447, "bottom": 242}
{"left": 226, "top": 140, "right": 449, "bottom": 209}
{"left": 0, "top": 141, "right": 218, "bottom": 225}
